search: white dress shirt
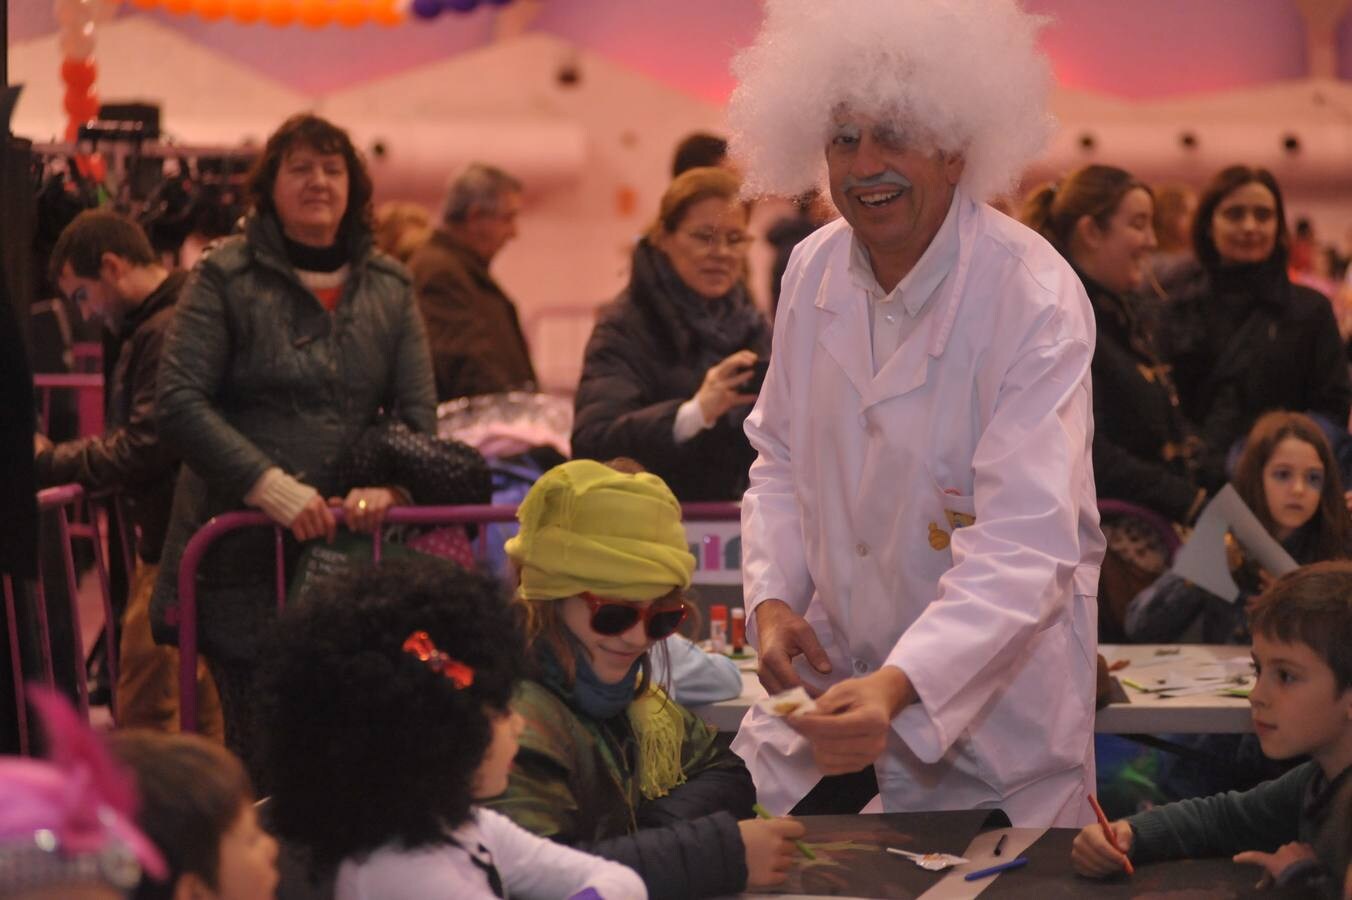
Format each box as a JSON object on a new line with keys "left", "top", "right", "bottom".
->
{"left": 848, "top": 191, "right": 960, "bottom": 375}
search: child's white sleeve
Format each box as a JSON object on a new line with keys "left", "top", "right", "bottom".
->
{"left": 478, "top": 808, "right": 647, "bottom": 900}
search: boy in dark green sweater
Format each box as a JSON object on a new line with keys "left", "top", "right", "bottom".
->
{"left": 1074, "top": 561, "right": 1352, "bottom": 887}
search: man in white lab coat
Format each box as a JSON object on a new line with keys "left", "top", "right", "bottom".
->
{"left": 726, "top": 0, "right": 1106, "bottom": 827}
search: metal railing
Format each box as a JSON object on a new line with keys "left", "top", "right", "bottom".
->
{"left": 174, "top": 501, "right": 741, "bottom": 733}
{"left": 4, "top": 484, "right": 118, "bottom": 753}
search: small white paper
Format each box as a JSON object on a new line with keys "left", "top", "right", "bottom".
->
{"left": 1171, "top": 484, "right": 1299, "bottom": 602}
{"left": 887, "top": 848, "right": 969, "bottom": 871}
{"left": 756, "top": 686, "right": 818, "bottom": 718}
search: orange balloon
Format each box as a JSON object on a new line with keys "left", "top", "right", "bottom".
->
{"left": 165, "top": 0, "right": 194, "bottom": 13}
{"left": 80, "top": 153, "right": 108, "bottom": 182}
{"left": 196, "top": 0, "right": 230, "bottom": 19}
{"left": 64, "top": 89, "right": 100, "bottom": 122}
{"left": 231, "top": 0, "right": 263, "bottom": 22}
{"left": 370, "top": 0, "right": 400, "bottom": 25}
{"left": 63, "top": 87, "right": 89, "bottom": 118}
{"left": 298, "top": 0, "right": 331, "bottom": 28}
{"left": 60, "top": 58, "right": 97, "bottom": 92}
{"left": 65, "top": 119, "right": 81, "bottom": 142}
{"left": 334, "top": 0, "right": 365, "bottom": 27}
{"left": 131, "top": 0, "right": 159, "bottom": 8}
{"left": 261, "top": 0, "right": 296, "bottom": 26}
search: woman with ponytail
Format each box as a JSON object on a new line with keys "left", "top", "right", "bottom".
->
{"left": 1022, "top": 166, "right": 1219, "bottom": 637}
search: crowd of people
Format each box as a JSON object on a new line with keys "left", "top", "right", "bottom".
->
{"left": 7, "top": 0, "right": 1352, "bottom": 897}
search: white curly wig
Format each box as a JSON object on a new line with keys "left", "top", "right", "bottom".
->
{"left": 727, "top": 0, "right": 1056, "bottom": 201}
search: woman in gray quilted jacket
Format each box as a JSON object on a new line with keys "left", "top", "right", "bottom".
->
{"left": 151, "top": 113, "right": 436, "bottom": 780}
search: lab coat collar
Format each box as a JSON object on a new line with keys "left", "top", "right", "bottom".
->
{"left": 814, "top": 188, "right": 980, "bottom": 409}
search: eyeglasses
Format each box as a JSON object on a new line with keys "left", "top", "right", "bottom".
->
{"left": 580, "top": 591, "right": 688, "bottom": 640}
{"left": 681, "top": 229, "right": 751, "bottom": 253}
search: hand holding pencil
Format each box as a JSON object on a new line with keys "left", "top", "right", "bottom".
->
{"left": 1070, "top": 796, "right": 1135, "bottom": 878}
{"left": 739, "top": 806, "right": 809, "bottom": 889}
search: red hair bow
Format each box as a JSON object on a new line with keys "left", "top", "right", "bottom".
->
{"left": 402, "top": 631, "right": 475, "bottom": 689}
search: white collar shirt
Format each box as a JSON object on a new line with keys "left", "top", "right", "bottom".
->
{"left": 848, "top": 190, "right": 961, "bottom": 375}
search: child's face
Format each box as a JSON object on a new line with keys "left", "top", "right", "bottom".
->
{"left": 211, "top": 802, "right": 279, "bottom": 900}
{"left": 1262, "top": 437, "right": 1324, "bottom": 540}
{"left": 559, "top": 595, "right": 659, "bottom": 684}
{"left": 1249, "top": 632, "right": 1352, "bottom": 773}
{"left": 472, "top": 708, "right": 525, "bottom": 800}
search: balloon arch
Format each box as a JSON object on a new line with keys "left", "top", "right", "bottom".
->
{"left": 53, "top": 0, "right": 524, "bottom": 141}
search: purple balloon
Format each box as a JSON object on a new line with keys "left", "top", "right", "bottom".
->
{"left": 411, "top": 0, "right": 443, "bottom": 19}
{"left": 484, "top": 0, "right": 514, "bottom": 5}
{"left": 446, "top": 0, "right": 478, "bottom": 10}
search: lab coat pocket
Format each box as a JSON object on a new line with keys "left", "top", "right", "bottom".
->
{"left": 919, "top": 486, "right": 975, "bottom": 566}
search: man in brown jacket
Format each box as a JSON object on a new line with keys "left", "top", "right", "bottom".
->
{"left": 38, "top": 210, "right": 221, "bottom": 736}
{"left": 408, "top": 163, "right": 537, "bottom": 402}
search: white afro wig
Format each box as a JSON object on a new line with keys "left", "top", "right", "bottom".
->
{"left": 728, "top": 0, "right": 1055, "bottom": 201}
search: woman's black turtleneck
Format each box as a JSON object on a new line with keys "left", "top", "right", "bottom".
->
{"left": 1204, "top": 260, "right": 1284, "bottom": 357}
{"left": 281, "top": 234, "right": 349, "bottom": 273}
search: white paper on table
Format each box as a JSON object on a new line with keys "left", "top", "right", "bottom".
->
{"left": 1134, "top": 658, "right": 1255, "bottom": 695}
{"left": 1170, "top": 484, "right": 1299, "bottom": 602}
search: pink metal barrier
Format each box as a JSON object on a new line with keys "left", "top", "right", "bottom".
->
{"left": 33, "top": 372, "right": 105, "bottom": 438}
{"left": 174, "top": 501, "right": 741, "bottom": 733}
{"left": 4, "top": 484, "right": 118, "bottom": 754}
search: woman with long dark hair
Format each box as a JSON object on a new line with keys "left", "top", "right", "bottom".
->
{"left": 1158, "top": 166, "right": 1351, "bottom": 459}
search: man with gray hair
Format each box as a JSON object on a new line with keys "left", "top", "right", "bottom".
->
{"left": 730, "top": 0, "right": 1105, "bottom": 826}
{"left": 409, "top": 163, "right": 536, "bottom": 401}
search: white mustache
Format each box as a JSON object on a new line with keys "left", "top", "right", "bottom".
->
{"left": 842, "top": 171, "right": 912, "bottom": 192}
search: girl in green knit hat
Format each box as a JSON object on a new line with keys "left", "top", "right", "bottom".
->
{"left": 487, "top": 459, "right": 804, "bottom": 899}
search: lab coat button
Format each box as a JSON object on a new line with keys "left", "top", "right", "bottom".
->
{"left": 856, "top": 542, "right": 869, "bottom": 557}
{"left": 853, "top": 659, "right": 870, "bottom": 674}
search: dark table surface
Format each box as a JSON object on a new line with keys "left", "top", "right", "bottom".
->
{"left": 756, "top": 812, "right": 1311, "bottom": 899}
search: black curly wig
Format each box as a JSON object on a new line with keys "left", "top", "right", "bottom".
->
{"left": 258, "top": 557, "right": 523, "bottom": 869}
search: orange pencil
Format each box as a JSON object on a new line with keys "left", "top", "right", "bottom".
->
{"left": 1088, "top": 794, "right": 1134, "bottom": 876}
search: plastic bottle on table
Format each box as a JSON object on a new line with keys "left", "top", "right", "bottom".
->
{"left": 731, "top": 607, "right": 746, "bottom": 654}
{"left": 709, "top": 604, "right": 728, "bottom": 654}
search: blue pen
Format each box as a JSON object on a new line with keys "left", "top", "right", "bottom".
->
{"left": 963, "top": 856, "right": 1029, "bottom": 881}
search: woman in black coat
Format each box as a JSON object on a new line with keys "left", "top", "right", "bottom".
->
{"left": 1157, "top": 165, "right": 1351, "bottom": 460}
{"left": 1023, "top": 165, "right": 1217, "bottom": 638}
{"left": 1023, "top": 165, "right": 1215, "bottom": 523}
{"left": 572, "top": 167, "right": 771, "bottom": 501}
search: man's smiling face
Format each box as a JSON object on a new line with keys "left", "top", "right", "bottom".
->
{"left": 825, "top": 110, "right": 963, "bottom": 267}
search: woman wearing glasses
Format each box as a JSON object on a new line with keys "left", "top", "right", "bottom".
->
{"left": 488, "top": 459, "right": 804, "bottom": 900}
{"left": 1156, "top": 166, "right": 1351, "bottom": 461}
{"left": 571, "top": 167, "right": 771, "bottom": 501}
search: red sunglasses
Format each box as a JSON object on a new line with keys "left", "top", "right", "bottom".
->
{"left": 580, "top": 592, "right": 688, "bottom": 640}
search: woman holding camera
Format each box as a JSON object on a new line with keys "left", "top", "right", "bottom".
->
{"left": 571, "top": 167, "right": 771, "bottom": 501}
